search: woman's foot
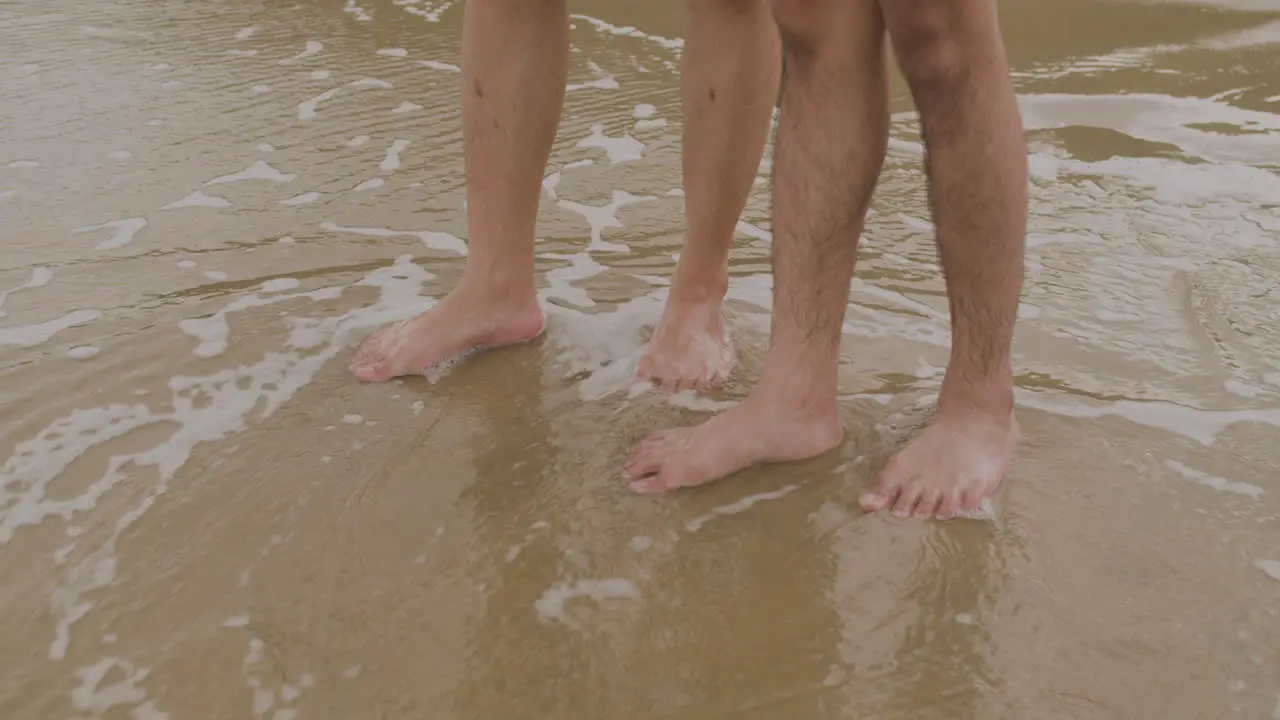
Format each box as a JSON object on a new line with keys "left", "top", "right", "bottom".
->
{"left": 349, "top": 283, "right": 545, "bottom": 382}
{"left": 635, "top": 297, "right": 735, "bottom": 393}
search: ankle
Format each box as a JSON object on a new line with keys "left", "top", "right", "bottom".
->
{"left": 457, "top": 268, "right": 538, "bottom": 308}
{"left": 937, "top": 371, "right": 1014, "bottom": 418}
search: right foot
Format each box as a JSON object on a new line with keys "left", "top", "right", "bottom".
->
{"left": 635, "top": 298, "right": 734, "bottom": 392}
{"left": 349, "top": 286, "right": 545, "bottom": 382}
{"left": 624, "top": 392, "right": 843, "bottom": 493}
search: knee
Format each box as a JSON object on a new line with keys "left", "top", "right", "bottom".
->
{"left": 889, "top": 8, "right": 970, "bottom": 95}
{"left": 770, "top": 0, "right": 834, "bottom": 60}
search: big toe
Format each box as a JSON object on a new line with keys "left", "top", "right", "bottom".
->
{"left": 625, "top": 432, "right": 672, "bottom": 479}
{"left": 859, "top": 471, "right": 906, "bottom": 513}
{"left": 351, "top": 359, "right": 393, "bottom": 383}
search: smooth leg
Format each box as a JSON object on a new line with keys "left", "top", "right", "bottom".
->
{"left": 350, "top": 0, "right": 567, "bottom": 382}
{"left": 859, "top": 0, "right": 1027, "bottom": 519}
{"left": 635, "top": 0, "right": 780, "bottom": 392}
{"left": 626, "top": 0, "right": 889, "bottom": 493}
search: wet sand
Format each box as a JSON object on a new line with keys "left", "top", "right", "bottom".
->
{"left": 2, "top": 0, "right": 1280, "bottom": 717}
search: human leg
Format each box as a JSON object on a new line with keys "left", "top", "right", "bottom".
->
{"left": 859, "top": 0, "right": 1026, "bottom": 518}
{"left": 350, "top": 0, "right": 568, "bottom": 382}
{"left": 625, "top": 0, "right": 889, "bottom": 493}
{"left": 636, "top": 0, "right": 780, "bottom": 392}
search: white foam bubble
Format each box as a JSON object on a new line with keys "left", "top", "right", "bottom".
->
{"left": 567, "top": 61, "right": 619, "bottom": 91}
{"left": 256, "top": 143, "right": 275, "bottom": 153}
{"left": 251, "top": 84, "right": 271, "bottom": 94}
{"left": 628, "top": 535, "right": 652, "bottom": 552}
{"left": 1164, "top": 460, "right": 1264, "bottom": 499}
{"left": 107, "top": 150, "right": 132, "bottom": 160}
{"left": 346, "top": 135, "right": 370, "bottom": 147}
{"left": 0, "top": 309, "right": 101, "bottom": 349}
{"left": 321, "top": 221, "right": 466, "bottom": 255}
{"left": 261, "top": 278, "right": 301, "bottom": 293}
{"left": 234, "top": 26, "right": 257, "bottom": 40}
{"left": 8, "top": 160, "right": 40, "bottom": 168}
{"left": 308, "top": 69, "right": 331, "bottom": 80}
{"left": 392, "top": 101, "right": 423, "bottom": 114}
{"left": 377, "top": 47, "right": 408, "bottom": 57}
{"left": 73, "top": 217, "right": 149, "bottom": 250}
{"left": 564, "top": 159, "right": 593, "bottom": 170}
{"left": 633, "top": 103, "right": 656, "bottom": 119}
{"left": 342, "top": 414, "right": 362, "bottom": 424}
{"left": 569, "top": 13, "right": 684, "bottom": 50}
{"left": 1018, "top": 391, "right": 1280, "bottom": 446}
{"left": 223, "top": 615, "right": 250, "bottom": 628}
{"left": 203, "top": 271, "right": 229, "bottom": 282}
{"left": 316, "top": 221, "right": 465, "bottom": 254}
{"left": 557, "top": 189, "right": 656, "bottom": 252}
{"left": 208, "top": 160, "right": 296, "bottom": 186}
{"left": 575, "top": 123, "right": 644, "bottom": 163}
{"left": 67, "top": 346, "right": 100, "bottom": 359}
{"left": 1255, "top": 560, "right": 1280, "bottom": 581}
{"left": 163, "top": 191, "right": 230, "bottom": 210}
{"left": 276, "top": 236, "right": 296, "bottom": 245}
{"left": 380, "top": 139, "right": 411, "bottom": 172}
{"left": 296, "top": 88, "right": 340, "bottom": 120}
{"left": 0, "top": 267, "right": 53, "bottom": 318}
{"left": 226, "top": 49, "right": 259, "bottom": 57}
{"left": 534, "top": 578, "right": 639, "bottom": 626}
{"left": 176, "top": 260, "right": 196, "bottom": 269}
{"left": 353, "top": 178, "right": 384, "bottom": 192}
{"left": 349, "top": 77, "right": 393, "bottom": 90}
{"left": 280, "top": 192, "right": 321, "bottom": 207}
{"left": 634, "top": 118, "right": 667, "bottom": 131}
{"left": 70, "top": 657, "right": 160, "bottom": 717}
{"left": 417, "top": 60, "right": 459, "bottom": 72}
{"left": 541, "top": 171, "right": 561, "bottom": 199}
{"left": 343, "top": 0, "right": 372, "bottom": 21}
{"left": 280, "top": 40, "right": 323, "bottom": 65}
{"left": 686, "top": 485, "right": 798, "bottom": 533}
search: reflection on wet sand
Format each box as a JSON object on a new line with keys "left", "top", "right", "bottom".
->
{"left": 1, "top": 0, "right": 1279, "bottom": 717}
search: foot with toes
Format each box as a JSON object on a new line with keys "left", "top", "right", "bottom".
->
{"left": 635, "top": 299, "right": 735, "bottom": 393}
{"left": 349, "top": 285, "right": 545, "bottom": 383}
{"left": 859, "top": 401, "right": 1018, "bottom": 520}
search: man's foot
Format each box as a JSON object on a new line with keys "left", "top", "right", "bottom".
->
{"left": 349, "top": 286, "right": 545, "bottom": 382}
{"left": 635, "top": 299, "right": 734, "bottom": 392}
{"left": 859, "top": 403, "right": 1018, "bottom": 520}
{"left": 624, "top": 395, "right": 844, "bottom": 493}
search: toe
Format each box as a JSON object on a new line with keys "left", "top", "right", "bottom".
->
{"left": 625, "top": 432, "right": 670, "bottom": 479}
{"left": 935, "top": 489, "right": 961, "bottom": 520}
{"left": 958, "top": 485, "right": 984, "bottom": 514}
{"left": 891, "top": 486, "right": 923, "bottom": 518}
{"left": 860, "top": 465, "right": 906, "bottom": 512}
{"left": 352, "top": 360, "right": 392, "bottom": 383}
{"left": 628, "top": 473, "right": 670, "bottom": 495}
{"left": 913, "top": 489, "right": 942, "bottom": 520}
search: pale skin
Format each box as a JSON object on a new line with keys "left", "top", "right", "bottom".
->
{"left": 352, "top": 0, "right": 1026, "bottom": 520}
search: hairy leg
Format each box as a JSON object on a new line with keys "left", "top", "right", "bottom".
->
{"left": 625, "top": 0, "right": 889, "bottom": 493}
{"left": 860, "top": 0, "right": 1027, "bottom": 518}
{"left": 350, "top": 0, "right": 568, "bottom": 382}
{"left": 635, "top": 0, "right": 780, "bottom": 392}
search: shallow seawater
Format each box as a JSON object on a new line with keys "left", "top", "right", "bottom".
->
{"left": 1, "top": 0, "right": 1279, "bottom": 717}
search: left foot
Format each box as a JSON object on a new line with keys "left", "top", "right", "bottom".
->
{"left": 859, "top": 401, "right": 1018, "bottom": 520}
{"left": 624, "top": 393, "right": 844, "bottom": 494}
{"left": 636, "top": 298, "right": 735, "bottom": 392}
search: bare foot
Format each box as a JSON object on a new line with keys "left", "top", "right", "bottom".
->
{"left": 636, "top": 300, "right": 734, "bottom": 392}
{"left": 859, "top": 405, "right": 1018, "bottom": 520}
{"left": 349, "top": 287, "right": 545, "bottom": 382}
{"left": 624, "top": 396, "right": 843, "bottom": 493}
